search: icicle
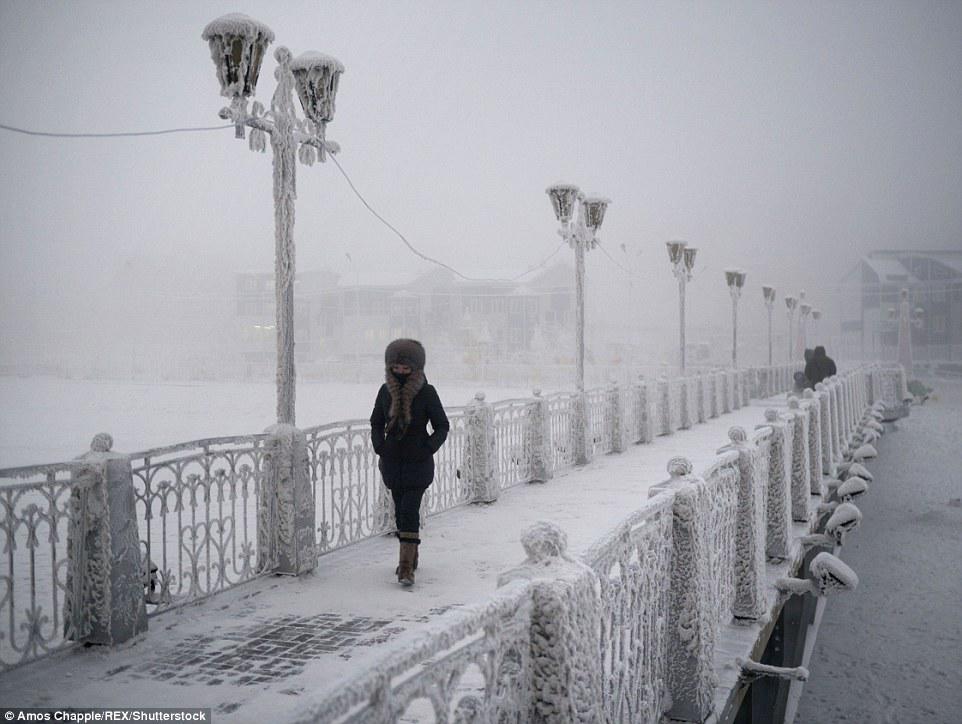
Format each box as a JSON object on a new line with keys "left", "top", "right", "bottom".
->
{"left": 298, "top": 143, "right": 316, "bottom": 167}
{"left": 249, "top": 128, "right": 266, "bottom": 153}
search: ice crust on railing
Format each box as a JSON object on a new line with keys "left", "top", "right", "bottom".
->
{"left": 787, "top": 397, "right": 812, "bottom": 521}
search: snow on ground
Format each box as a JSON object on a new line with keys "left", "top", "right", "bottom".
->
{"left": 0, "top": 376, "right": 530, "bottom": 468}
{"left": 0, "top": 392, "right": 784, "bottom": 721}
{"left": 797, "top": 377, "right": 962, "bottom": 722}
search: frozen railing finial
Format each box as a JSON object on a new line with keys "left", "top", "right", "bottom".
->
{"left": 90, "top": 432, "right": 113, "bottom": 453}
{"left": 520, "top": 521, "right": 571, "bottom": 564}
{"left": 788, "top": 396, "right": 800, "bottom": 410}
{"left": 774, "top": 552, "right": 858, "bottom": 602}
{"left": 764, "top": 409, "right": 779, "bottom": 423}
{"left": 666, "top": 456, "right": 693, "bottom": 479}
{"left": 837, "top": 477, "right": 869, "bottom": 501}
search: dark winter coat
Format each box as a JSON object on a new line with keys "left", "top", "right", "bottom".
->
{"left": 371, "top": 380, "right": 449, "bottom": 491}
{"left": 805, "top": 346, "right": 837, "bottom": 386}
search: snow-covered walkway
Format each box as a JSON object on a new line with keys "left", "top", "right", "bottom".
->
{"left": 0, "top": 394, "right": 789, "bottom": 721}
{"left": 797, "top": 378, "right": 962, "bottom": 722}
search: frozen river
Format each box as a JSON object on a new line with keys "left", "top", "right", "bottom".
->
{"left": 0, "top": 376, "right": 531, "bottom": 468}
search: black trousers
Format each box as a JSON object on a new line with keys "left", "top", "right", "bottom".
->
{"left": 391, "top": 487, "right": 428, "bottom": 533}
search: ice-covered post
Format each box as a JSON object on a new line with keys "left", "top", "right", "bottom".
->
{"left": 668, "top": 241, "right": 698, "bottom": 372}
{"left": 607, "top": 382, "right": 626, "bottom": 453}
{"left": 725, "top": 269, "right": 747, "bottom": 369}
{"left": 64, "top": 434, "right": 147, "bottom": 646}
{"left": 786, "top": 397, "right": 812, "bottom": 521}
{"left": 632, "top": 376, "right": 655, "bottom": 443}
{"left": 261, "top": 423, "right": 316, "bottom": 574}
{"left": 465, "top": 392, "right": 498, "bottom": 502}
{"left": 797, "top": 298, "right": 812, "bottom": 362}
{"left": 498, "top": 522, "right": 604, "bottom": 723}
{"left": 647, "top": 457, "right": 718, "bottom": 722}
{"left": 658, "top": 376, "right": 672, "bottom": 434}
{"left": 803, "top": 389, "right": 824, "bottom": 492}
{"left": 815, "top": 382, "right": 834, "bottom": 474}
{"left": 527, "top": 389, "right": 553, "bottom": 483}
{"left": 202, "top": 14, "right": 344, "bottom": 427}
{"left": 757, "top": 411, "right": 792, "bottom": 561}
{"left": 896, "top": 288, "right": 915, "bottom": 376}
{"left": 721, "top": 427, "right": 767, "bottom": 620}
{"left": 696, "top": 372, "right": 707, "bottom": 424}
{"left": 679, "top": 376, "right": 692, "bottom": 430}
{"left": 721, "top": 370, "right": 732, "bottom": 414}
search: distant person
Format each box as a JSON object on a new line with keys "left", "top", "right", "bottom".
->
{"left": 370, "top": 339, "right": 449, "bottom": 587}
{"left": 805, "top": 345, "right": 837, "bottom": 386}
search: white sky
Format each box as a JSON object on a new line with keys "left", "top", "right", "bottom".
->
{"left": 1, "top": 0, "right": 960, "bottom": 361}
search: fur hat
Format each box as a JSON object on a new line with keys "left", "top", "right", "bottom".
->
{"left": 385, "top": 338, "right": 426, "bottom": 370}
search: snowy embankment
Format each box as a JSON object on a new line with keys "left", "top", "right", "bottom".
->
{"left": 0, "top": 376, "right": 529, "bottom": 467}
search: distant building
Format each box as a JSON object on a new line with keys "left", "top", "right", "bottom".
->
{"left": 233, "top": 263, "right": 576, "bottom": 375}
{"left": 839, "top": 250, "right": 962, "bottom": 361}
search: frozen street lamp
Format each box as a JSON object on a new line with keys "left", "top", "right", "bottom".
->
{"left": 762, "top": 285, "right": 777, "bottom": 366}
{"left": 667, "top": 241, "right": 698, "bottom": 372}
{"left": 811, "top": 308, "right": 821, "bottom": 340}
{"left": 798, "top": 298, "right": 812, "bottom": 358}
{"left": 892, "top": 288, "right": 923, "bottom": 375}
{"left": 202, "top": 14, "right": 344, "bottom": 425}
{"left": 785, "top": 295, "right": 798, "bottom": 362}
{"left": 725, "top": 269, "right": 747, "bottom": 368}
{"left": 546, "top": 183, "right": 609, "bottom": 465}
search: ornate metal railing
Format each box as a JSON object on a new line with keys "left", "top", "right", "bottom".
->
{"left": 491, "top": 399, "right": 536, "bottom": 489}
{"left": 545, "top": 391, "right": 578, "bottom": 470}
{"left": 293, "top": 579, "right": 534, "bottom": 724}
{"left": 583, "top": 494, "right": 674, "bottom": 723}
{"left": 129, "top": 435, "right": 272, "bottom": 615}
{"left": 0, "top": 461, "right": 96, "bottom": 671}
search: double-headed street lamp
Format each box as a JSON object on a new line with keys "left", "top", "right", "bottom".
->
{"left": 811, "top": 308, "right": 821, "bottom": 340}
{"left": 762, "top": 285, "right": 777, "bottom": 366}
{"left": 667, "top": 241, "right": 698, "bottom": 372}
{"left": 545, "top": 184, "right": 610, "bottom": 393}
{"left": 890, "top": 288, "right": 923, "bottom": 374}
{"left": 798, "top": 295, "right": 812, "bottom": 358}
{"left": 546, "top": 184, "right": 609, "bottom": 466}
{"left": 785, "top": 295, "right": 798, "bottom": 361}
{"left": 724, "top": 269, "right": 747, "bottom": 368}
{"left": 202, "top": 14, "right": 344, "bottom": 426}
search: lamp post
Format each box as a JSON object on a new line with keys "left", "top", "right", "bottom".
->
{"left": 785, "top": 295, "right": 798, "bottom": 361}
{"left": 725, "top": 269, "right": 747, "bottom": 368}
{"left": 798, "top": 301, "right": 812, "bottom": 358}
{"left": 762, "top": 285, "right": 777, "bottom": 366}
{"left": 811, "top": 308, "right": 821, "bottom": 341}
{"left": 546, "top": 183, "right": 609, "bottom": 465}
{"left": 894, "top": 288, "right": 923, "bottom": 375}
{"left": 202, "top": 14, "right": 344, "bottom": 426}
{"left": 667, "top": 241, "right": 698, "bottom": 373}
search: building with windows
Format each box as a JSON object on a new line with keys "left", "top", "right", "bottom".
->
{"left": 233, "top": 263, "right": 576, "bottom": 376}
{"left": 838, "top": 250, "right": 962, "bottom": 363}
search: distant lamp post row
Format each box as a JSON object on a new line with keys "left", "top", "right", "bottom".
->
{"left": 202, "top": 13, "right": 344, "bottom": 425}
{"left": 667, "top": 241, "right": 698, "bottom": 372}
{"left": 724, "top": 269, "right": 747, "bottom": 368}
{"left": 762, "top": 285, "right": 777, "bottom": 366}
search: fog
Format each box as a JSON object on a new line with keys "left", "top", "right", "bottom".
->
{"left": 1, "top": 0, "right": 961, "bottom": 378}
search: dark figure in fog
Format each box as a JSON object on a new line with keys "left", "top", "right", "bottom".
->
{"left": 370, "top": 339, "right": 449, "bottom": 587}
{"left": 802, "top": 348, "right": 816, "bottom": 388}
{"left": 805, "top": 345, "right": 837, "bottom": 386}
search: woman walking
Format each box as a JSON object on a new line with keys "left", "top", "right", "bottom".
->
{"left": 370, "top": 339, "right": 449, "bottom": 586}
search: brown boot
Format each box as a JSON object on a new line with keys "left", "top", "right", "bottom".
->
{"left": 397, "top": 532, "right": 420, "bottom": 586}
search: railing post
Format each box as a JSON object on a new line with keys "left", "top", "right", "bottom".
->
{"left": 607, "top": 382, "right": 626, "bottom": 453}
{"left": 572, "top": 390, "right": 588, "bottom": 465}
{"left": 528, "top": 389, "right": 553, "bottom": 483}
{"left": 815, "top": 383, "right": 834, "bottom": 475}
{"left": 658, "top": 376, "right": 672, "bottom": 435}
{"left": 721, "top": 371, "right": 732, "bottom": 414}
{"left": 758, "top": 410, "right": 792, "bottom": 561}
{"left": 633, "top": 377, "right": 655, "bottom": 444}
{"left": 802, "top": 389, "right": 824, "bottom": 492}
{"left": 65, "top": 433, "right": 147, "bottom": 646}
{"left": 647, "top": 457, "right": 717, "bottom": 723}
{"left": 742, "top": 370, "right": 752, "bottom": 406}
{"left": 696, "top": 372, "right": 707, "bottom": 424}
{"left": 724, "top": 427, "right": 767, "bottom": 620}
{"left": 679, "top": 377, "right": 691, "bottom": 430}
{"left": 498, "top": 522, "right": 604, "bottom": 723}
{"left": 465, "top": 392, "right": 499, "bottom": 502}
{"left": 786, "top": 397, "right": 812, "bottom": 522}
{"left": 262, "top": 423, "right": 317, "bottom": 575}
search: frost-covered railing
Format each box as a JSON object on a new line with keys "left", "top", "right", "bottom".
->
{"left": 291, "top": 579, "right": 534, "bottom": 724}
{"left": 491, "top": 398, "right": 536, "bottom": 489}
{"left": 288, "top": 362, "right": 883, "bottom": 724}
{"left": 582, "top": 494, "right": 674, "bottom": 723}
{"left": 129, "top": 435, "right": 272, "bottom": 615}
{"left": 0, "top": 461, "right": 95, "bottom": 671}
